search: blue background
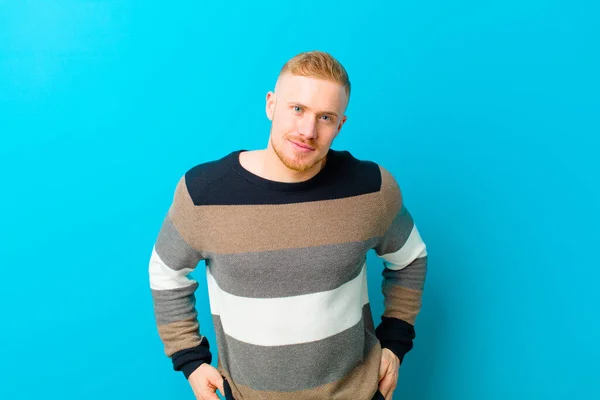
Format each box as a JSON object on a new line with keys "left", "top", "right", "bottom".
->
{"left": 1, "top": 1, "right": 598, "bottom": 399}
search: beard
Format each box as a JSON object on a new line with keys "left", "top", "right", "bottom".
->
{"left": 271, "top": 133, "right": 325, "bottom": 173}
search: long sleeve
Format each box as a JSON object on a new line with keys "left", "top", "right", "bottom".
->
{"left": 373, "top": 167, "right": 428, "bottom": 364}
{"left": 148, "top": 175, "right": 212, "bottom": 378}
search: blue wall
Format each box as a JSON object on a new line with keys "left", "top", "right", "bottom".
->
{"left": 1, "top": 1, "right": 598, "bottom": 399}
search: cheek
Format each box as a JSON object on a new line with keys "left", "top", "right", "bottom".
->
{"left": 275, "top": 116, "right": 297, "bottom": 135}
{"left": 319, "top": 128, "right": 338, "bottom": 143}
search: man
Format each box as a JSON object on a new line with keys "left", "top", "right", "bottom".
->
{"left": 148, "top": 50, "right": 428, "bottom": 400}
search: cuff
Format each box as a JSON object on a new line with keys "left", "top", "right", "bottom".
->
{"left": 171, "top": 336, "right": 213, "bottom": 379}
{"left": 375, "top": 316, "right": 416, "bottom": 364}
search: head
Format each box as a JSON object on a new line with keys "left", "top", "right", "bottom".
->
{"left": 266, "top": 50, "right": 351, "bottom": 173}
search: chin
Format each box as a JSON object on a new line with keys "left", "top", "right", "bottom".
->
{"left": 283, "top": 151, "right": 323, "bottom": 173}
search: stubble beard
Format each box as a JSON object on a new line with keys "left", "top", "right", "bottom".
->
{"left": 270, "top": 133, "right": 324, "bottom": 173}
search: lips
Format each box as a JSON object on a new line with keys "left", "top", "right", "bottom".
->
{"left": 290, "top": 140, "right": 315, "bottom": 151}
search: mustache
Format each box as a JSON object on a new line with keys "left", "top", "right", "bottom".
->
{"left": 286, "top": 135, "right": 318, "bottom": 149}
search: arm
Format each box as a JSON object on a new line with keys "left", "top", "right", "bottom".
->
{"left": 148, "top": 175, "right": 212, "bottom": 378}
{"left": 373, "top": 168, "right": 428, "bottom": 365}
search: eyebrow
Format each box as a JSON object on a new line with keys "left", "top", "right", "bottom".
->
{"left": 287, "top": 101, "right": 339, "bottom": 118}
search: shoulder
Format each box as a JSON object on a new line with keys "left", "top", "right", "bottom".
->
{"left": 336, "top": 149, "right": 403, "bottom": 215}
{"left": 331, "top": 149, "right": 401, "bottom": 198}
{"left": 328, "top": 149, "right": 382, "bottom": 193}
{"left": 179, "top": 150, "right": 239, "bottom": 205}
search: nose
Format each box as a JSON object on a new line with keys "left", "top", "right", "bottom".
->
{"left": 297, "top": 116, "right": 318, "bottom": 139}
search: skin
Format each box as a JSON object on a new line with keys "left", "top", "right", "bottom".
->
{"left": 238, "top": 72, "right": 348, "bottom": 183}
{"left": 188, "top": 72, "right": 401, "bottom": 399}
{"left": 379, "top": 348, "right": 400, "bottom": 399}
{"left": 189, "top": 363, "right": 225, "bottom": 400}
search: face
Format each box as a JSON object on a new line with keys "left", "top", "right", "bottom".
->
{"left": 266, "top": 73, "right": 348, "bottom": 173}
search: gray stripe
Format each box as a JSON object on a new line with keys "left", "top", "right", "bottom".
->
{"left": 214, "top": 304, "right": 379, "bottom": 391}
{"left": 206, "top": 238, "right": 379, "bottom": 298}
{"left": 151, "top": 283, "right": 199, "bottom": 325}
{"left": 383, "top": 256, "right": 427, "bottom": 291}
{"left": 155, "top": 215, "right": 204, "bottom": 271}
{"left": 373, "top": 204, "right": 414, "bottom": 256}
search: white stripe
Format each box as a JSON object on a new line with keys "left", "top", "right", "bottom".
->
{"left": 380, "top": 225, "right": 427, "bottom": 270}
{"left": 149, "top": 246, "right": 197, "bottom": 291}
{"left": 207, "top": 263, "right": 369, "bottom": 347}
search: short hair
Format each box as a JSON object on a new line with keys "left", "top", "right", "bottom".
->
{"left": 278, "top": 50, "right": 351, "bottom": 99}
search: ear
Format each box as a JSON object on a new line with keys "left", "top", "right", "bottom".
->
{"left": 336, "top": 115, "right": 348, "bottom": 134}
{"left": 265, "top": 91, "right": 275, "bottom": 121}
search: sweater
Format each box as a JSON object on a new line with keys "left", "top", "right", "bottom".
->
{"left": 148, "top": 148, "right": 428, "bottom": 400}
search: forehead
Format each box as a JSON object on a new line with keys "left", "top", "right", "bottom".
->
{"left": 277, "top": 74, "right": 348, "bottom": 111}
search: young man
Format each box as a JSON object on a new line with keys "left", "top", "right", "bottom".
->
{"left": 148, "top": 50, "right": 428, "bottom": 400}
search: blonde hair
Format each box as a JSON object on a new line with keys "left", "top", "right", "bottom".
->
{"left": 279, "top": 50, "right": 351, "bottom": 99}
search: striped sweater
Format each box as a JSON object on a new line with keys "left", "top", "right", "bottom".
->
{"left": 148, "top": 149, "right": 428, "bottom": 400}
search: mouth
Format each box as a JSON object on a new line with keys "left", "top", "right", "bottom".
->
{"left": 289, "top": 140, "right": 315, "bottom": 152}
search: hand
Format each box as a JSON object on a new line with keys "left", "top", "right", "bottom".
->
{"left": 378, "top": 348, "right": 400, "bottom": 400}
{"left": 188, "top": 363, "right": 225, "bottom": 400}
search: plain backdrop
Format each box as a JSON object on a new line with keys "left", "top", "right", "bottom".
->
{"left": 0, "top": 1, "right": 598, "bottom": 399}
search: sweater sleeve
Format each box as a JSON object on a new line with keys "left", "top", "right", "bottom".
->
{"left": 373, "top": 166, "right": 428, "bottom": 364}
{"left": 148, "top": 175, "right": 212, "bottom": 379}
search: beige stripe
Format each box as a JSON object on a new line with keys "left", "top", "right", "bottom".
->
{"left": 382, "top": 286, "right": 423, "bottom": 325}
{"left": 157, "top": 317, "right": 202, "bottom": 356}
{"left": 220, "top": 341, "right": 382, "bottom": 400}
{"left": 170, "top": 177, "right": 389, "bottom": 254}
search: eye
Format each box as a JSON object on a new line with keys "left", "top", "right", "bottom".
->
{"left": 321, "top": 115, "right": 333, "bottom": 122}
{"left": 292, "top": 106, "right": 302, "bottom": 113}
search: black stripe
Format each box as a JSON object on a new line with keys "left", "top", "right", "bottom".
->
{"left": 184, "top": 149, "right": 382, "bottom": 205}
